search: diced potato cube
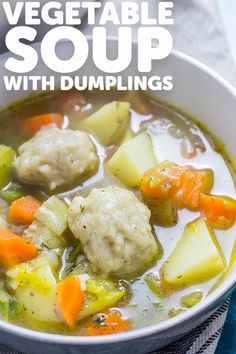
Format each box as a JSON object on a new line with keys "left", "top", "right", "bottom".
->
{"left": 80, "top": 102, "right": 130, "bottom": 145}
{"left": 161, "top": 218, "right": 226, "bottom": 290}
{"left": 7, "top": 257, "right": 61, "bottom": 323}
{"left": 106, "top": 132, "right": 157, "bottom": 188}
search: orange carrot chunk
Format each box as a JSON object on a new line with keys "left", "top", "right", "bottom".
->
{"left": 140, "top": 162, "right": 214, "bottom": 211}
{"left": 8, "top": 196, "right": 41, "bottom": 224}
{"left": 200, "top": 193, "right": 236, "bottom": 230}
{"left": 85, "top": 310, "right": 130, "bottom": 336}
{"left": 0, "top": 228, "right": 37, "bottom": 268}
{"left": 174, "top": 168, "right": 214, "bottom": 210}
{"left": 21, "top": 113, "right": 62, "bottom": 136}
{"left": 140, "top": 162, "right": 186, "bottom": 200}
{"left": 57, "top": 275, "right": 84, "bottom": 326}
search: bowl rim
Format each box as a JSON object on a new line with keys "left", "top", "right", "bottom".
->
{"left": 0, "top": 37, "right": 236, "bottom": 346}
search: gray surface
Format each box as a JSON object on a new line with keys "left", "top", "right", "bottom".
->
{"left": 172, "top": 0, "right": 236, "bottom": 85}
{"left": 83, "top": 0, "right": 236, "bottom": 85}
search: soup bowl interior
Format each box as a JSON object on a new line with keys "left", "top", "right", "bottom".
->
{"left": 0, "top": 38, "right": 236, "bottom": 354}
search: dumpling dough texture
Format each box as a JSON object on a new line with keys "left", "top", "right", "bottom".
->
{"left": 14, "top": 127, "right": 98, "bottom": 190}
{"left": 68, "top": 186, "right": 159, "bottom": 276}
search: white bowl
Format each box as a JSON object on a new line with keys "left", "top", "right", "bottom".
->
{"left": 0, "top": 38, "right": 236, "bottom": 354}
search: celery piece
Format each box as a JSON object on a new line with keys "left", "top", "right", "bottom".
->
{"left": 144, "top": 273, "right": 165, "bottom": 299}
{"left": 86, "top": 278, "right": 120, "bottom": 296}
{"left": 78, "top": 278, "right": 126, "bottom": 320}
{"left": 168, "top": 308, "right": 184, "bottom": 318}
{"left": 0, "top": 145, "right": 16, "bottom": 188}
{"left": 0, "top": 183, "right": 25, "bottom": 202}
{"left": 35, "top": 196, "right": 68, "bottom": 236}
{"left": 15, "top": 271, "right": 52, "bottom": 295}
{"left": 7, "top": 257, "right": 56, "bottom": 289}
{"left": 0, "top": 290, "right": 23, "bottom": 320}
{"left": 181, "top": 291, "right": 203, "bottom": 308}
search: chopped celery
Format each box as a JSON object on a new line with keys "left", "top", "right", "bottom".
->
{"left": 0, "top": 145, "right": 16, "bottom": 188}
{"left": 0, "top": 182, "right": 25, "bottom": 202}
{"left": 0, "top": 290, "right": 23, "bottom": 320}
{"left": 7, "top": 257, "right": 56, "bottom": 289}
{"left": 7, "top": 257, "right": 61, "bottom": 323}
{"left": 14, "top": 271, "right": 52, "bottom": 294}
{"left": 144, "top": 273, "right": 165, "bottom": 299}
{"left": 168, "top": 308, "right": 184, "bottom": 318}
{"left": 86, "top": 278, "right": 120, "bottom": 296}
{"left": 35, "top": 196, "right": 68, "bottom": 236}
{"left": 181, "top": 291, "right": 203, "bottom": 308}
{"left": 23, "top": 220, "right": 66, "bottom": 251}
{"left": 78, "top": 278, "right": 126, "bottom": 320}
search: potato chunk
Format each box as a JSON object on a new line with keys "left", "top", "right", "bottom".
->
{"left": 7, "top": 257, "right": 61, "bottom": 323}
{"left": 161, "top": 218, "right": 225, "bottom": 290}
{"left": 106, "top": 132, "right": 157, "bottom": 188}
{"left": 80, "top": 102, "right": 130, "bottom": 145}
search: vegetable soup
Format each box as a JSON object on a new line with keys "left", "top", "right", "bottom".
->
{"left": 0, "top": 90, "right": 235, "bottom": 335}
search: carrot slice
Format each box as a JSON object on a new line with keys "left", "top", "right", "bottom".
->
{"left": 200, "top": 193, "right": 236, "bottom": 230}
{"left": 140, "top": 162, "right": 214, "bottom": 211}
{"left": 8, "top": 196, "right": 41, "bottom": 224}
{"left": 174, "top": 168, "right": 214, "bottom": 210}
{"left": 57, "top": 276, "right": 84, "bottom": 326}
{"left": 0, "top": 228, "right": 37, "bottom": 268}
{"left": 85, "top": 310, "right": 130, "bottom": 336}
{"left": 21, "top": 113, "right": 62, "bottom": 136}
{"left": 140, "top": 162, "right": 185, "bottom": 199}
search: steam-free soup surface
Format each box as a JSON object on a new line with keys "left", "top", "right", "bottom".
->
{"left": 0, "top": 90, "right": 235, "bottom": 335}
